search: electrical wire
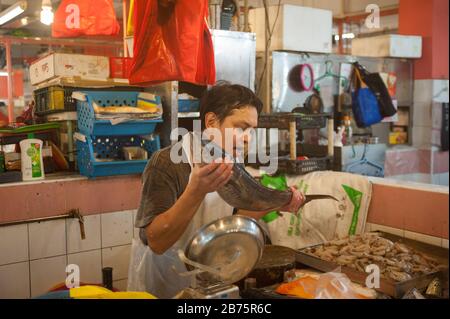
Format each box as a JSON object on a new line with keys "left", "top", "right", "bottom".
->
{"left": 256, "top": 0, "right": 282, "bottom": 97}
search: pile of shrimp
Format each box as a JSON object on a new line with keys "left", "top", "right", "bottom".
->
{"left": 303, "top": 232, "right": 446, "bottom": 282}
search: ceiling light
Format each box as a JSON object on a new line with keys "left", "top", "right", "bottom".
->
{"left": 342, "top": 33, "right": 356, "bottom": 39}
{"left": 40, "top": 0, "right": 54, "bottom": 25}
{"left": 0, "top": 1, "right": 27, "bottom": 26}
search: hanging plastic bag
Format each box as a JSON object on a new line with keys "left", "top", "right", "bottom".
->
{"left": 351, "top": 67, "right": 383, "bottom": 128}
{"left": 52, "top": 0, "right": 120, "bottom": 38}
{"left": 353, "top": 62, "right": 397, "bottom": 118}
{"left": 129, "top": 0, "right": 216, "bottom": 86}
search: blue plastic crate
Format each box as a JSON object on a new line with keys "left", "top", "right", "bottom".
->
{"left": 76, "top": 91, "right": 163, "bottom": 136}
{"left": 178, "top": 99, "right": 200, "bottom": 112}
{"left": 76, "top": 134, "right": 160, "bottom": 178}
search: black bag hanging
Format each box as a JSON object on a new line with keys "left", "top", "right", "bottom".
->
{"left": 353, "top": 62, "right": 397, "bottom": 117}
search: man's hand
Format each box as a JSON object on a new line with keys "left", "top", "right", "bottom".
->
{"left": 185, "top": 159, "right": 233, "bottom": 200}
{"left": 279, "top": 186, "right": 306, "bottom": 214}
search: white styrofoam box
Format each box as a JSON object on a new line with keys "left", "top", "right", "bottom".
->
{"left": 30, "top": 255, "right": 67, "bottom": 298}
{"left": 101, "top": 211, "right": 133, "bottom": 248}
{"left": 67, "top": 250, "right": 102, "bottom": 285}
{"left": 66, "top": 214, "right": 101, "bottom": 254}
{"left": 249, "top": 5, "right": 332, "bottom": 53}
{"left": 29, "top": 219, "right": 66, "bottom": 260}
{"left": 0, "top": 262, "right": 30, "bottom": 299}
{"left": 102, "top": 245, "right": 131, "bottom": 281}
{"left": 352, "top": 35, "right": 422, "bottom": 58}
{"left": 0, "top": 224, "right": 29, "bottom": 265}
{"left": 404, "top": 230, "right": 442, "bottom": 247}
{"left": 29, "top": 53, "right": 110, "bottom": 85}
{"left": 113, "top": 279, "right": 128, "bottom": 292}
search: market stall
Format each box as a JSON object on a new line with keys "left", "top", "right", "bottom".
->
{"left": 0, "top": 0, "right": 448, "bottom": 302}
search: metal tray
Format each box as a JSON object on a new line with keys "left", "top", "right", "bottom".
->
{"left": 295, "top": 232, "right": 449, "bottom": 298}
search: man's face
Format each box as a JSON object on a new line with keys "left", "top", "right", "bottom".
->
{"left": 204, "top": 106, "right": 258, "bottom": 159}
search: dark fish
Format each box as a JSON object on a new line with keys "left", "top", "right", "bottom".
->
{"left": 200, "top": 138, "right": 293, "bottom": 211}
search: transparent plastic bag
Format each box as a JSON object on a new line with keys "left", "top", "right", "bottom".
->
{"left": 315, "top": 268, "right": 362, "bottom": 299}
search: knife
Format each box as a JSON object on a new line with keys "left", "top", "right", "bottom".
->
{"left": 276, "top": 194, "right": 339, "bottom": 217}
{"left": 302, "top": 194, "right": 339, "bottom": 206}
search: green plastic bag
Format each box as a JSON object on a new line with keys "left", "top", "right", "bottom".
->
{"left": 260, "top": 174, "right": 288, "bottom": 223}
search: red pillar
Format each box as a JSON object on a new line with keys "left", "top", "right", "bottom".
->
{"left": 399, "top": 0, "right": 449, "bottom": 80}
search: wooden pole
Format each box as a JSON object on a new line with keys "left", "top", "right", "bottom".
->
{"left": 289, "top": 120, "right": 297, "bottom": 160}
{"left": 327, "top": 118, "right": 334, "bottom": 157}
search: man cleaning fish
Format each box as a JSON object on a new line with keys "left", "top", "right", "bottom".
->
{"left": 130, "top": 83, "right": 307, "bottom": 298}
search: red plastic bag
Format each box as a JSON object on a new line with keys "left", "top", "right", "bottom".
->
{"left": 129, "top": 0, "right": 215, "bottom": 86}
{"left": 52, "top": 0, "right": 120, "bottom": 38}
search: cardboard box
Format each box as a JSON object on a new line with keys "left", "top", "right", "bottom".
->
{"left": 351, "top": 35, "right": 422, "bottom": 58}
{"left": 30, "top": 53, "right": 110, "bottom": 85}
{"left": 249, "top": 5, "right": 332, "bottom": 53}
{"left": 389, "top": 131, "right": 408, "bottom": 145}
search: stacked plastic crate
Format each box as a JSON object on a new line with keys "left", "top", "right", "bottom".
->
{"left": 74, "top": 91, "right": 162, "bottom": 178}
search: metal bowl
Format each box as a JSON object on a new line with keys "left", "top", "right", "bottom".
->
{"left": 184, "top": 215, "right": 266, "bottom": 286}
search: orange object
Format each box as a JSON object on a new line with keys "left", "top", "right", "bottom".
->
{"left": 52, "top": 0, "right": 120, "bottom": 38}
{"left": 276, "top": 276, "right": 317, "bottom": 299}
{"left": 129, "top": 0, "right": 215, "bottom": 86}
{"left": 276, "top": 275, "right": 372, "bottom": 299}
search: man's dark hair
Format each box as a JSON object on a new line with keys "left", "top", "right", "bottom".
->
{"left": 199, "top": 83, "right": 263, "bottom": 130}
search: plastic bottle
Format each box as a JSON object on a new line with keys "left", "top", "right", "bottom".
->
{"left": 19, "top": 138, "right": 45, "bottom": 181}
{"left": 343, "top": 115, "right": 353, "bottom": 145}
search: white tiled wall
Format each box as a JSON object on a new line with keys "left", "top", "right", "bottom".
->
{"left": 0, "top": 209, "right": 137, "bottom": 299}
{"left": 0, "top": 224, "right": 29, "bottom": 265}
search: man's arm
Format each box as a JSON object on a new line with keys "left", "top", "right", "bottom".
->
{"left": 146, "top": 161, "right": 233, "bottom": 255}
{"left": 145, "top": 187, "right": 204, "bottom": 254}
{"left": 237, "top": 187, "right": 306, "bottom": 220}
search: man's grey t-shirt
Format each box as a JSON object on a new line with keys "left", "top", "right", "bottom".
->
{"left": 135, "top": 142, "right": 191, "bottom": 245}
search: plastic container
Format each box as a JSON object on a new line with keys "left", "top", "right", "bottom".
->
{"left": 19, "top": 138, "right": 45, "bottom": 181}
{"left": 75, "top": 91, "right": 163, "bottom": 136}
{"left": 178, "top": 99, "right": 200, "bottom": 112}
{"left": 34, "top": 86, "right": 78, "bottom": 115}
{"left": 76, "top": 134, "right": 160, "bottom": 178}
